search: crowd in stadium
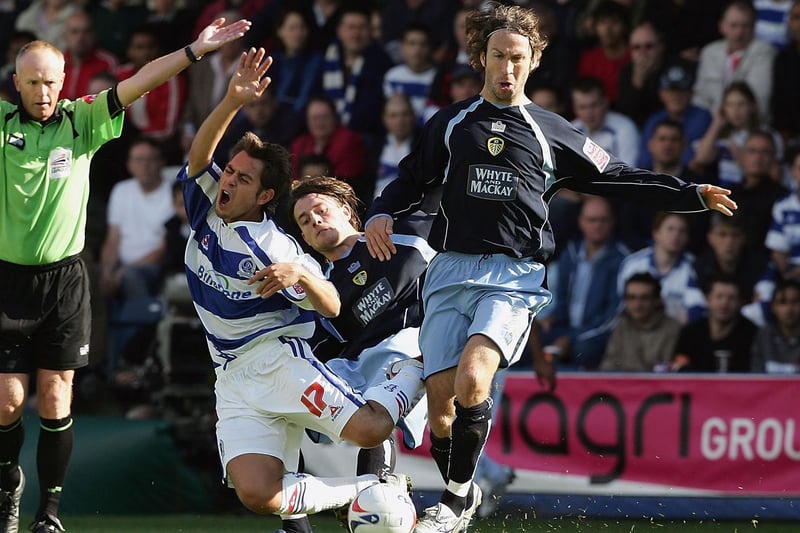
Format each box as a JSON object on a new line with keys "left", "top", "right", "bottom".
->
{"left": 1, "top": 0, "right": 798, "bottom": 403}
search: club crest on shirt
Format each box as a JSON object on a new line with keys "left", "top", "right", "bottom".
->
{"left": 237, "top": 258, "right": 257, "bottom": 278}
{"left": 491, "top": 120, "right": 506, "bottom": 133}
{"left": 352, "top": 270, "right": 368, "bottom": 286}
{"left": 8, "top": 133, "right": 24, "bottom": 150}
{"left": 347, "top": 261, "right": 361, "bottom": 273}
{"left": 201, "top": 234, "right": 210, "bottom": 251}
{"left": 487, "top": 137, "right": 504, "bottom": 156}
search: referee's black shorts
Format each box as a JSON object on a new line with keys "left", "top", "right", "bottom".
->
{"left": 0, "top": 255, "right": 91, "bottom": 373}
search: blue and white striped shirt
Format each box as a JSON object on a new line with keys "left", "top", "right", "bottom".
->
{"left": 178, "top": 162, "right": 326, "bottom": 373}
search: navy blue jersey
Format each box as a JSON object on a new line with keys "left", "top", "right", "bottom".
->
{"left": 312, "top": 234, "right": 435, "bottom": 361}
{"left": 368, "top": 96, "right": 708, "bottom": 262}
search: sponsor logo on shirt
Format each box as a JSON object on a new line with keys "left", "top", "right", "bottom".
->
{"left": 347, "top": 261, "right": 361, "bottom": 273}
{"left": 82, "top": 94, "right": 97, "bottom": 104}
{"left": 491, "top": 120, "right": 506, "bottom": 133}
{"left": 487, "top": 137, "right": 505, "bottom": 156}
{"left": 353, "top": 277, "right": 394, "bottom": 325}
{"left": 292, "top": 283, "right": 305, "bottom": 295}
{"left": 352, "top": 270, "right": 368, "bottom": 286}
{"left": 196, "top": 264, "right": 251, "bottom": 300}
{"left": 48, "top": 147, "right": 71, "bottom": 179}
{"left": 329, "top": 405, "right": 344, "bottom": 421}
{"left": 582, "top": 137, "right": 610, "bottom": 172}
{"left": 467, "top": 164, "right": 518, "bottom": 201}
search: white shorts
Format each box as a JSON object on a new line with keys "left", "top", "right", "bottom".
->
{"left": 326, "top": 328, "right": 428, "bottom": 449}
{"left": 215, "top": 336, "right": 365, "bottom": 480}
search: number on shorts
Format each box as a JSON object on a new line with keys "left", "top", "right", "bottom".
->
{"left": 301, "top": 382, "right": 327, "bottom": 417}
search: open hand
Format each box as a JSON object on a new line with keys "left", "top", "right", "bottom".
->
{"left": 227, "top": 48, "right": 272, "bottom": 105}
{"left": 699, "top": 184, "right": 737, "bottom": 216}
{"left": 194, "top": 17, "right": 252, "bottom": 56}
{"left": 364, "top": 215, "right": 396, "bottom": 261}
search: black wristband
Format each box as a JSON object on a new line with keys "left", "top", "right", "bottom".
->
{"left": 184, "top": 45, "right": 201, "bottom": 63}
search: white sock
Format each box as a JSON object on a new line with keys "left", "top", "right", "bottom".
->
{"left": 363, "top": 364, "right": 424, "bottom": 423}
{"left": 278, "top": 473, "right": 378, "bottom": 515}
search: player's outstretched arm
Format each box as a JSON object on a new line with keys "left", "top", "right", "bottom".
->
{"left": 116, "top": 17, "right": 251, "bottom": 108}
{"left": 698, "top": 184, "right": 737, "bottom": 216}
{"left": 187, "top": 48, "right": 272, "bottom": 175}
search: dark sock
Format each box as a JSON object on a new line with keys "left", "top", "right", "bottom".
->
{"left": 281, "top": 516, "right": 313, "bottom": 533}
{"left": 0, "top": 418, "right": 24, "bottom": 491}
{"left": 356, "top": 437, "right": 395, "bottom": 478}
{"left": 36, "top": 416, "right": 73, "bottom": 519}
{"left": 441, "top": 398, "right": 492, "bottom": 516}
{"left": 429, "top": 430, "right": 451, "bottom": 484}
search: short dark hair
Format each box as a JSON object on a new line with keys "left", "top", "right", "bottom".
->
{"left": 230, "top": 132, "right": 291, "bottom": 213}
{"left": 625, "top": 272, "right": 661, "bottom": 297}
{"left": 705, "top": 274, "right": 741, "bottom": 297}
{"left": 772, "top": 279, "right": 800, "bottom": 305}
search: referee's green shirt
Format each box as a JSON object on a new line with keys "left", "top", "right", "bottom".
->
{"left": 0, "top": 89, "right": 124, "bottom": 265}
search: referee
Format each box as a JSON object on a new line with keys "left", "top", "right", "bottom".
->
{"left": 0, "top": 17, "right": 251, "bottom": 533}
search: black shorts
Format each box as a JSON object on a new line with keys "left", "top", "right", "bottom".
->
{"left": 0, "top": 255, "right": 91, "bottom": 373}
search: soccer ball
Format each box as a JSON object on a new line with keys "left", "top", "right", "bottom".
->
{"left": 348, "top": 482, "right": 417, "bottom": 533}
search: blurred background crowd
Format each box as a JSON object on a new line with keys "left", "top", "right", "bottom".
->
{"left": 1, "top": 0, "right": 799, "bottom": 423}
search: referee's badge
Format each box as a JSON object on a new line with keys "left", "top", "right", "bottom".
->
{"left": 487, "top": 137, "right": 504, "bottom": 156}
{"left": 353, "top": 270, "right": 368, "bottom": 286}
{"left": 8, "top": 133, "right": 24, "bottom": 150}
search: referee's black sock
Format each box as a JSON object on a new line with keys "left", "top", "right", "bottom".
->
{"left": 36, "top": 416, "right": 73, "bottom": 519}
{"left": 441, "top": 398, "right": 492, "bottom": 516}
{"left": 0, "top": 417, "right": 24, "bottom": 491}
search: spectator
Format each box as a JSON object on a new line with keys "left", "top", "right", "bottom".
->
{"left": 638, "top": 62, "right": 712, "bottom": 170}
{"left": 0, "top": 31, "right": 36, "bottom": 96}
{"left": 601, "top": 272, "right": 682, "bottom": 372}
{"left": 770, "top": 0, "right": 800, "bottom": 153}
{"left": 528, "top": 82, "right": 567, "bottom": 116}
{"left": 144, "top": 0, "right": 197, "bottom": 54}
{"left": 539, "top": 196, "right": 628, "bottom": 369}
{"left": 423, "top": 64, "right": 482, "bottom": 122}
{"left": 14, "top": 0, "right": 79, "bottom": 50}
{"left": 269, "top": 7, "right": 323, "bottom": 115}
{"left": 766, "top": 150, "right": 800, "bottom": 280}
{"left": 290, "top": 95, "right": 367, "bottom": 187}
{"left": 100, "top": 138, "right": 175, "bottom": 375}
{"left": 696, "top": 212, "right": 768, "bottom": 303}
{"left": 616, "top": 22, "right": 667, "bottom": 126}
{"left": 619, "top": 119, "right": 708, "bottom": 253}
{"left": 693, "top": 0, "right": 776, "bottom": 122}
{"left": 380, "top": 0, "right": 457, "bottom": 65}
{"left": 383, "top": 23, "right": 438, "bottom": 127}
{"left": 321, "top": 5, "right": 393, "bottom": 142}
{"left": 61, "top": 11, "right": 119, "bottom": 100}
{"left": 577, "top": 0, "right": 631, "bottom": 104}
{"left": 116, "top": 26, "right": 186, "bottom": 164}
{"left": 692, "top": 81, "right": 784, "bottom": 189}
{"left": 371, "top": 93, "right": 418, "bottom": 202}
{"left": 571, "top": 76, "right": 640, "bottom": 165}
{"left": 671, "top": 276, "right": 758, "bottom": 372}
{"left": 617, "top": 212, "right": 707, "bottom": 324}
{"left": 300, "top": 0, "right": 346, "bottom": 51}
{"left": 525, "top": 0, "right": 580, "bottom": 100}
{"left": 215, "top": 85, "right": 303, "bottom": 162}
{"left": 88, "top": 0, "right": 148, "bottom": 60}
{"left": 427, "top": 6, "right": 474, "bottom": 109}
{"left": 297, "top": 153, "right": 334, "bottom": 180}
{"left": 751, "top": 278, "right": 800, "bottom": 373}
{"left": 732, "top": 131, "right": 789, "bottom": 252}
{"left": 191, "top": 0, "right": 265, "bottom": 41}
{"left": 754, "top": 0, "right": 795, "bottom": 50}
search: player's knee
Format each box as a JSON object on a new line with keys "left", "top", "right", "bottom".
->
{"left": 347, "top": 406, "right": 394, "bottom": 448}
{"left": 0, "top": 403, "right": 24, "bottom": 424}
{"left": 428, "top": 412, "right": 452, "bottom": 437}
{"left": 235, "top": 483, "right": 282, "bottom": 515}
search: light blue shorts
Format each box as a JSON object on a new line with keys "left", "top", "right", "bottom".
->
{"left": 420, "top": 252, "right": 552, "bottom": 378}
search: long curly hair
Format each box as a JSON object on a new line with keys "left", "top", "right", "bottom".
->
{"left": 465, "top": 2, "right": 548, "bottom": 73}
